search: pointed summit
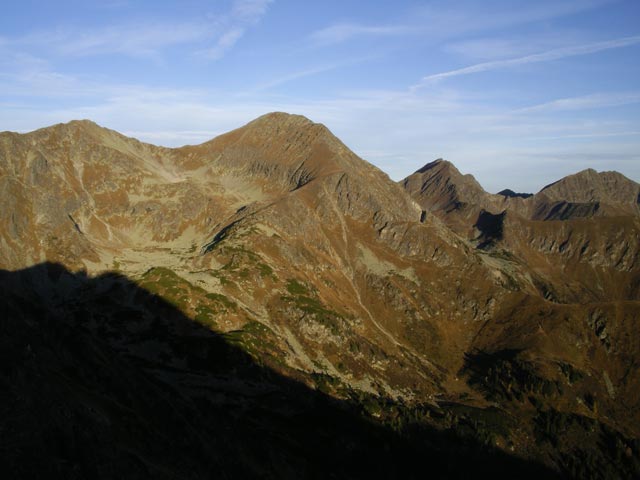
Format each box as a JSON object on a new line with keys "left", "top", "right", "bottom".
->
{"left": 29, "top": 119, "right": 112, "bottom": 138}
{"left": 245, "top": 111, "right": 316, "bottom": 129}
{"left": 191, "top": 112, "right": 394, "bottom": 193}
{"left": 402, "top": 158, "right": 489, "bottom": 213}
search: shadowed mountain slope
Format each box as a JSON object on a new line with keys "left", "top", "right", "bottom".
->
{"left": 1, "top": 263, "right": 563, "bottom": 479}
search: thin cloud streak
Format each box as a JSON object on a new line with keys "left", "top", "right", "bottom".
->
{"left": 196, "top": 0, "right": 273, "bottom": 60}
{"left": 516, "top": 92, "right": 640, "bottom": 113}
{"left": 19, "top": 22, "right": 211, "bottom": 59}
{"left": 247, "top": 55, "right": 379, "bottom": 93}
{"left": 309, "top": 23, "right": 416, "bottom": 46}
{"left": 5, "top": 0, "right": 274, "bottom": 62}
{"left": 415, "top": 35, "right": 640, "bottom": 86}
{"left": 309, "top": 0, "right": 615, "bottom": 47}
{"left": 250, "top": 64, "right": 349, "bottom": 92}
{"left": 415, "top": 0, "right": 618, "bottom": 39}
{"left": 527, "top": 130, "right": 640, "bottom": 140}
{"left": 1, "top": 0, "right": 638, "bottom": 192}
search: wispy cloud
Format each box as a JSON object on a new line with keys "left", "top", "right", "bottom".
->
{"left": 0, "top": 59, "right": 207, "bottom": 100}
{"left": 415, "top": 0, "right": 618, "bottom": 39}
{"left": 196, "top": 0, "right": 273, "bottom": 60}
{"left": 443, "top": 31, "right": 589, "bottom": 61}
{"left": 309, "top": 23, "right": 415, "bottom": 46}
{"left": 5, "top": 0, "right": 273, "bottom": 62}
{"left": 309, "top": 1, "right": 615, "bottom": 48}
{"left": 21, "top": 22, "right": 210, "bottom": 59}
{"left": 231, "top": 0, "right": 272, "bottom": 19}
{"left": 415, "top": 35, "right": 640, "bottom": 86}
{"left": 445, "top": 38, "right": 537, "bottom": 61}
{"left": 527, "top": 130, "right": 640, "bottom": 140}
{"left": 247, "top": 55, "right": 378, "bottom": 93}
{"left": 307, "top": 0, "right": 617, "bottom": 52}
{"left": 250, "top": 64, "right": 349, "bottom": 92}
{"left": 200, "top": 28, "right": 246, "bottom": 61}
{"left": 517, "top": 92, "right": 640, "bottom": 113}
{"left": 1, "top": 0, "right": 638, "bottom": 193}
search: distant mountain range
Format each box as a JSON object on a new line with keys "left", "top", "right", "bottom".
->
{"left": 1, "top": 113, "right": 638, "bottom": 479}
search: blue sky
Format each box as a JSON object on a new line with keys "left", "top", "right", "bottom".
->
{"left": 1, "top": 0, "right": 639, "bottom": 192}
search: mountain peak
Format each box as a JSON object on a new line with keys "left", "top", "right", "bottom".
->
{"left": 191, "top": 111, "right": 377, "bottom": 193}
{"left": 241, "top": 112, "right": 336, "bottom": 144}
{"left": 414, "top": 158, "right": 456, "bottom": 175}
{"left": 38, "top": 119, "right": 105, "bottom": 135}
{"left": 64, "top": 119, "right": 101, "bottom": 128}
{"left": 248, "top": 111, "right": 315, "bottom": 127}
{"left": 402, "top": 159, "right": 489, "bottom": 214}
{"left": 539, "top": 167, "right": 640, "bottom": 209}
{"left": 412, "top": 159, "right": 485, "bottom": 191}
{"left": 21, "top": 118, "right": 128, "bottom": 145}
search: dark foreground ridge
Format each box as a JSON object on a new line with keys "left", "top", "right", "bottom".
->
{"left": 0, "top": 263, "right": 559, "bottom": 479}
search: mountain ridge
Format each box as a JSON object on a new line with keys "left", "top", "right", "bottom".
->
{"left": 404, "top": 158, "right": 640, "bottom": 219}
{"left": 2, "top": 113, "right": 639, "bottom": 478}
{"left": 7, "top": 116, "right": 638, "bottom": 200}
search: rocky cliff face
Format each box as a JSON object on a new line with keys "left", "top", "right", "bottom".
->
{"left": 539, "top": 169, "right": 640, "bottom": 211}
{"left": 403, "top": 159, "right": 640, "bottom": 222}
{"left": 2, "top": 114, "right": 639, "bottom": 478}
{"left": 403, "top": 158, "right": 640, "bottom": 300}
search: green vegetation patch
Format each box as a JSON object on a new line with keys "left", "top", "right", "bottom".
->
{"left": 219, "top": 244, "right": 260, "bottom": 267}
{"left": 208, "top": 243, "right": 278, "bottom": 284}
{"left": 257, "top": 262, "right": 276, "bottom": 280}
{"left": 281, "top": 279, "right": 344, "bottom": 336}
{"left": 139, "top": 267, "right": 196, "bottom": 311}
{"left": 205, "top": 292, "right": 237, "bottom": 310}
{"left": 194, "top": 304, "right": 217, "bottom": 327}
{"left": 223, "top": 321, "right": 281, "bottom": 364}
{"left": 209, "top": 270, "right": 237, "bottom": 289}
{"left": 139, "top": 267, "right": 238, "bottom": 330}
{"left": 286, "top": 278, "right": 309, "bottom": 295}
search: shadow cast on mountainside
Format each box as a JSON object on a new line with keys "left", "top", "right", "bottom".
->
{"left": 0, "top": 262, "right": 560, "bottom": 479}
{"left": 474, "top": 210, "right": 506, "bottom": 250}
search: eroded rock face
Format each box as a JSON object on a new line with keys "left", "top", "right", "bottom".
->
{"left": 2, "top": 113, "right": 639, "bottom": 478}
{"left": 403, "top": 158, "right": 640, "bottom": 301}
{"left": 403, "top": 160, "right": 640, "bottom": 223}
{"left": 539, "top": 169, "right": 640, "bottom": 211}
